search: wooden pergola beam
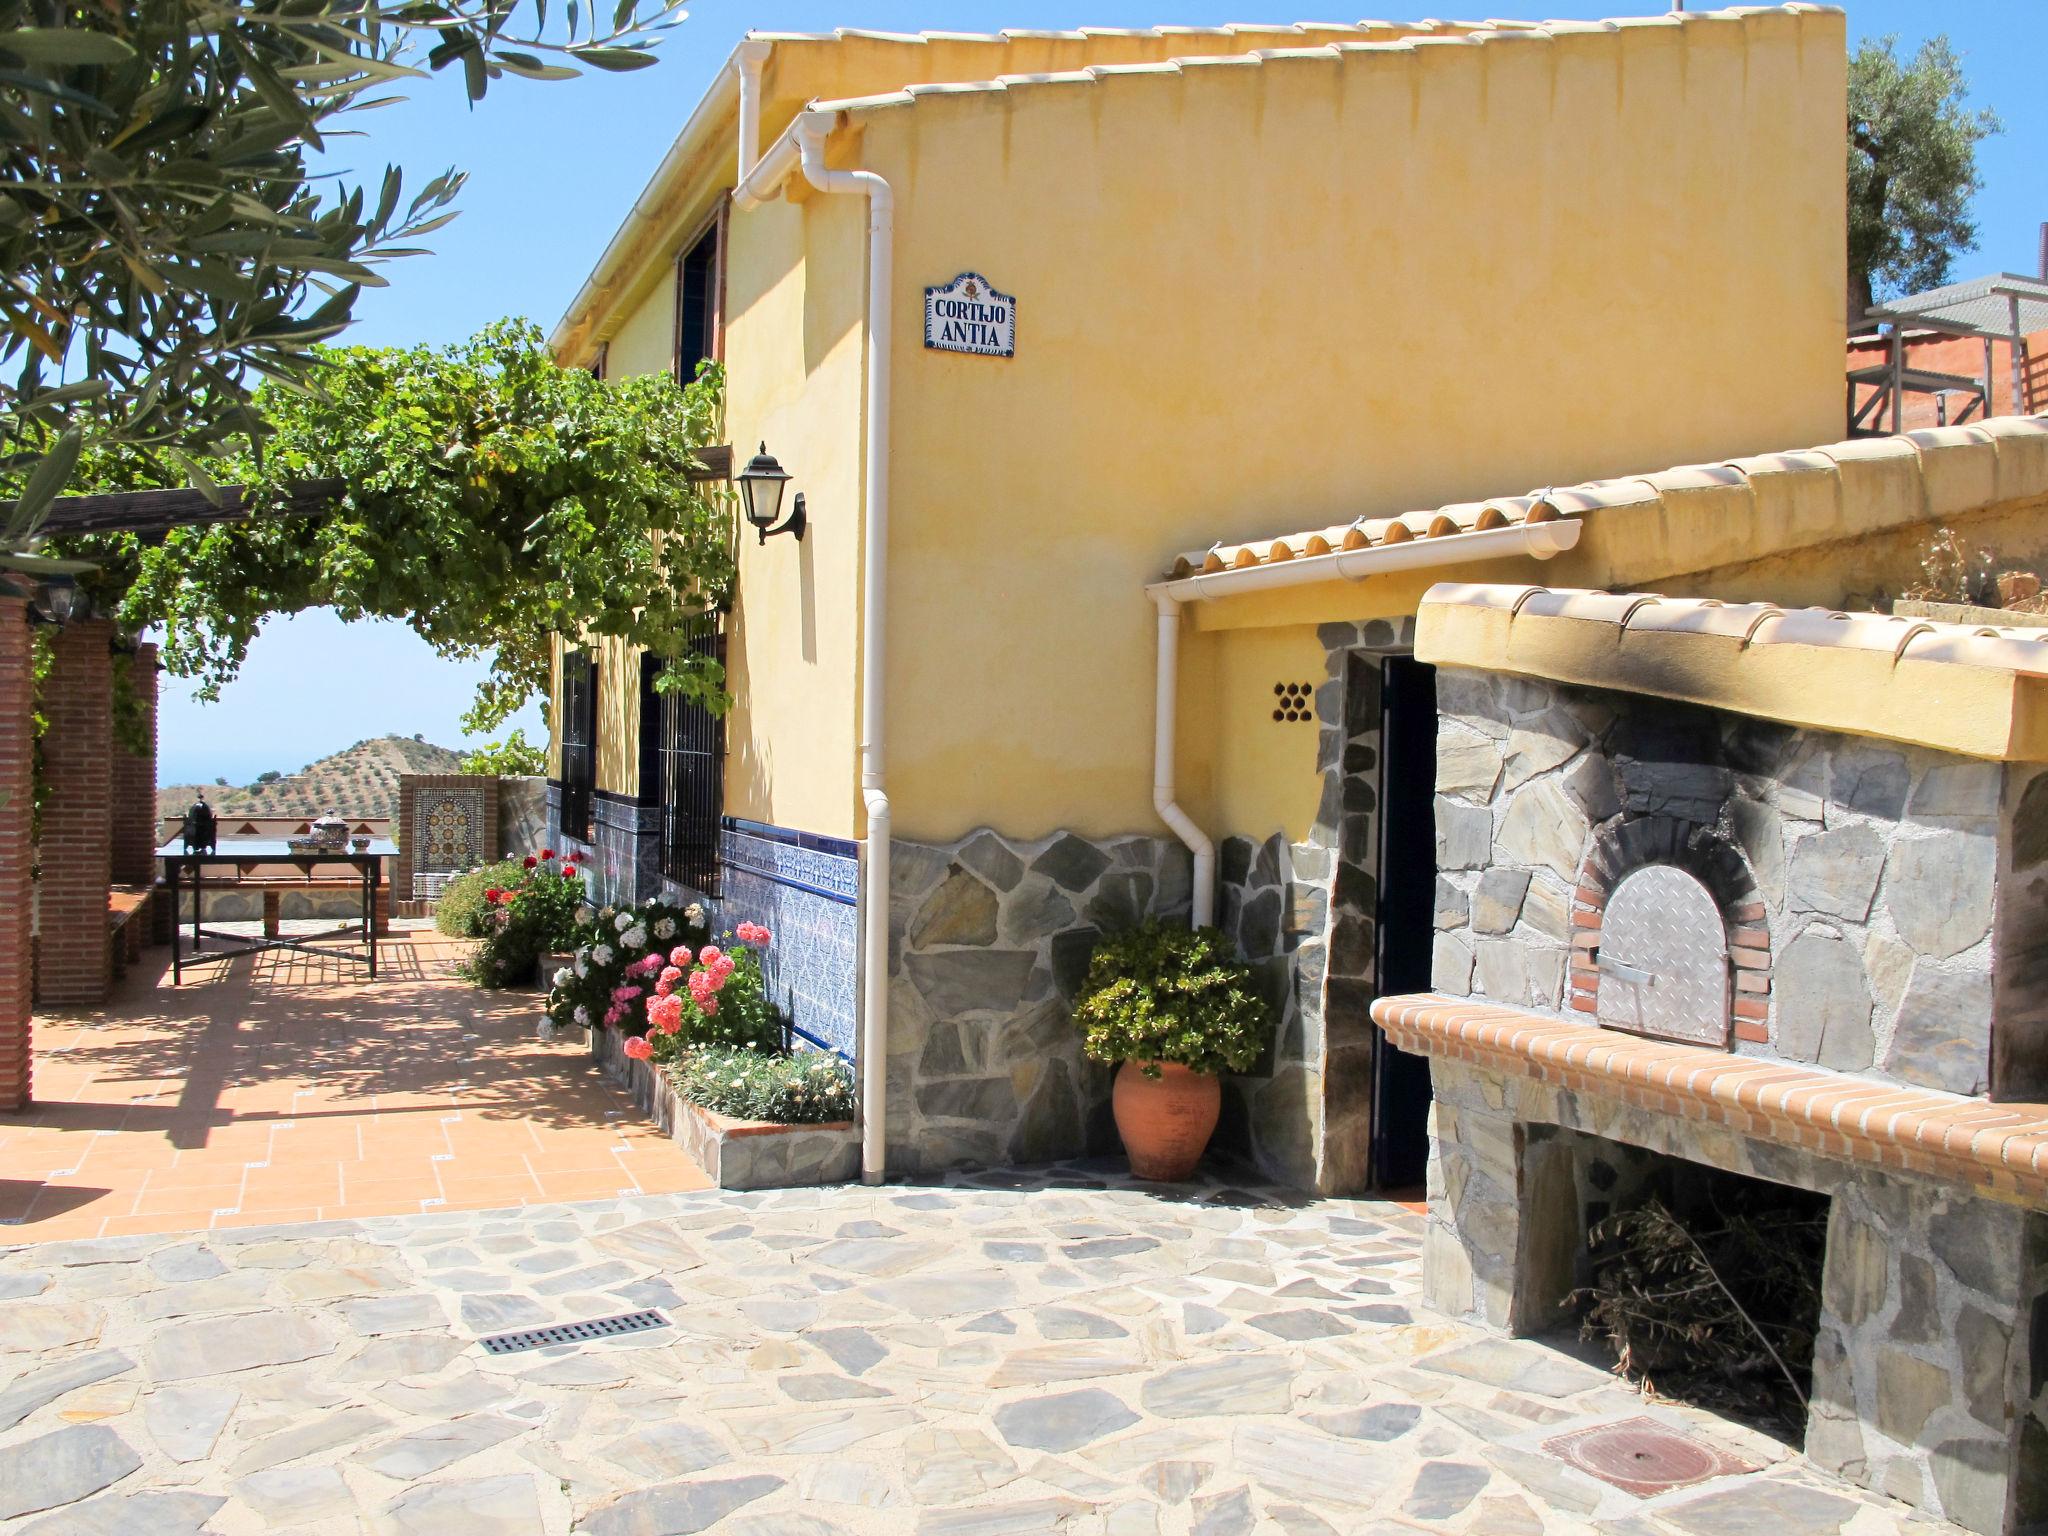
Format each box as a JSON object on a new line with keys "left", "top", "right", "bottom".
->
{"left": 34, "top": 446, "right": 733, "bottom": 540}
{"left": 37, "top": 479, "right": 346, "bottom": 538}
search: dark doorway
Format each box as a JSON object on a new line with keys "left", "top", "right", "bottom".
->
{"left": 1371, "top": 654, "right": 1438, "bottom": 1189}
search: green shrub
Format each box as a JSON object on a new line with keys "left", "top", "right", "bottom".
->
{"left": 1073, "top": 921, "right": 1273, "bottom": 1078}
{"left": 457, "top": 853, "right": 587, "bottom": 988}
{"left": 680, "top": 940, "right": 781, "bottom": 1053}
{"left": 661, "top": 1044, "right": 854, "bottom": 1124}
{"left": 461, "top": 728, "right": 547, "bottom": 776}
{"left": 436, "top": 859, "right": 524, "bottom": 937}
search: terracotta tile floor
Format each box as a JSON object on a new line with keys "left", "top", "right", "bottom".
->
{"left": 0, "top": 929, "right": 710, "bottom": 1241}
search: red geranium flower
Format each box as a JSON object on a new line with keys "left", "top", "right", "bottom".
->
{"left": 523, "top": 855, "right": 538, "bottom": 869}
{"left": 540, "top": 849, "right": 556, "bottom": 860}
{"left": 483, "top": 888, "right": 501, "bottom": 901}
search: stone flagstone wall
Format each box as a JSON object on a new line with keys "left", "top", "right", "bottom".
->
{"left": 1430, "top": 667, "right": 2042, "bottom": 1101}
{"left": 1425, "top": 1052, "right": 2048, "bottom": 1534}
{"left": 886, "top": 830, "right": 1191, "bottom": 1175}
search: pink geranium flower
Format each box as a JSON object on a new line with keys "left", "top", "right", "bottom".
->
{"left": 622, "top": 1035, "right": 654, "bottom": 1060}
{"left": 669, "top": 945, "right": 694, "bottom": 968}
{"left": 648, "top": 995, "right": 684, "bottom": 1034}
{"left": 698, "top": 945, "right": 723, "bottom": 967}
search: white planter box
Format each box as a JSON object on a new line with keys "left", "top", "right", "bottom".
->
{"left": 588, "top": 1024, "right": 859, "bottom": 1191}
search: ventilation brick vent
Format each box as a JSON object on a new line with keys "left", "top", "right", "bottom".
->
{"left": 1271, "top": 681, "right": 1315, "bottom": 723}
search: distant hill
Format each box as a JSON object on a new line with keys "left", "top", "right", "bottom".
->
{"left": 159, "top": 735, "right": 465, "bottom": 823}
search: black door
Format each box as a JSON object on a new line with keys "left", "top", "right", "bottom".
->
{"left": 1371, "top": 655, "right": 1439, "bottom": 1190}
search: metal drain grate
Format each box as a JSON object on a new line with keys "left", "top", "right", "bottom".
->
{"left": 477, "top": 1310, "right": 670, "bottom": 1355}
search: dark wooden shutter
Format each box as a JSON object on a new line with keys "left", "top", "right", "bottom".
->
{"left": 654, "top": 618, "right": 725, "bottom": 894}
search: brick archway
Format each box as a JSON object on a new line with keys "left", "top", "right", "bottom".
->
{"left": 1566, "top": 812, "right": 1771, "bottom": 1045}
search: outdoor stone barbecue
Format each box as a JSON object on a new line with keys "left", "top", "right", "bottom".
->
{"left": 1372, "top": 584, "right": 2048, "bottom": 1536}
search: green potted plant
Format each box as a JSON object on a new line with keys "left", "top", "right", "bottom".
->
{"left": 1073, "top": 922, "right": 1273, "bottom": 1181}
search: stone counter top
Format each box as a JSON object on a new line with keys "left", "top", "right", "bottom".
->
{"left": 1371, "top": 992, "right": 2048, "bottom": 1208}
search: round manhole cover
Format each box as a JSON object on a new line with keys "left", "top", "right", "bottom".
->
{"left": 1542, "top": 1417, "right": 1756, "bottom": 1497}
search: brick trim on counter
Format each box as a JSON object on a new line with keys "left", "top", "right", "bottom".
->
{"left": 1372, "top": 992, "right": 2048, "bottom": 1206}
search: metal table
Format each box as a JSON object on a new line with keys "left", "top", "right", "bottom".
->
{"left": 157, "top": 837, "right": 399, "bottom": 984}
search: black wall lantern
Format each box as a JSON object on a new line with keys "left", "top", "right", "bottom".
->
{"left": 736, "top": 442, "right": 806, "bottom": 544}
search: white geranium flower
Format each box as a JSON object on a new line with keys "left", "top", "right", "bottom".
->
{"left": 552, "top": 968, "right": 573, "bottom": 990}
{"left": 576, "top": 907, "right": 595, "bottom": 926}
{"left": 574, "top": 1005, "right": 592, "bottom": 1027}
{"left": 575, "top": 957, "right": 589, "bottom": 978}
{"left": 684, "top": 902, "right": 706, "bottom": 925}
{"left": 592, "top": 944, "right": 614, "bottom": 966}
{"left": 653, "top": 917, "right": 676, "bottom": 940}
{"left": 614, "top": 911, "right": 634, "bottom": 933}
{"left": 538, "top": 1018, "right": 557, "bottom": 1042}
{"left": 621, "top": 924, "right": 648, "bottom": 951}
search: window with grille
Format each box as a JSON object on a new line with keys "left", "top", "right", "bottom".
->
{"left": 560, "top": 649, "right": 597, "bottom": 842}
{"left": 645, "top": 621, "right": 725, "bottom": 894}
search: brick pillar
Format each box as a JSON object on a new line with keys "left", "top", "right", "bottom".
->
{"left": 110, "top": 643, "right": 158, "bottom": 887}
{"left": 0, "top": 597, "right": 33, "bottom": 1109}
{"left": 38, "top": 619, "right": 115, "bottom": 1006}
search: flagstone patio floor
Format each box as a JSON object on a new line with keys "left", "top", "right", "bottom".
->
{"left": 0, "top": 1166, "right": 1960, "bottom": 1535}
{"left": 0, "top": 929, "right": 709, "bottom": 1241}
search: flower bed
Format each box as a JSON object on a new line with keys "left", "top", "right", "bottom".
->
{"left": 549, "top": 902, "right": 860, "bottom": 1190}
{"left": 589, "top": 1023, "right": 858, "bottom": 1190}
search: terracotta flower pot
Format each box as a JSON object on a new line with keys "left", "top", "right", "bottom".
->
{"left": 1112, "top": 1060, "right": 1221, "bottom": 1181}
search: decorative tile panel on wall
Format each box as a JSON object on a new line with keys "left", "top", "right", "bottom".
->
{"left": 717, "top": 819, "right": 859, "bottom": 1060}
{"left": 591, "top": 791, "right": 662, "bottom": 910}
{"left": 396, "top": 775, "right": 498, "bottom": 905}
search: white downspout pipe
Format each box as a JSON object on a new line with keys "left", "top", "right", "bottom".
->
{"left": 1150, "top": 590, "right": 1215, "bottom": 927}
{"left": 734, "top": 38, "right": 771, "bottom": 183}
{"left": 792, "top": 111, "right": 895, "bottom": 1186}
{"left": 1141, "top": 515, "right": 1581, "bottom": 928}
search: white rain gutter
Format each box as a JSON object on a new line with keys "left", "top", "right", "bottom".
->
{"left": 1141, "top": 517, "right": 1581, "bottom": 924}
{"left": 547, "top": 47, "right": 747, "bottom": 358}
{"left": 771, "top": 109, "right": 894, "bottom": 1187}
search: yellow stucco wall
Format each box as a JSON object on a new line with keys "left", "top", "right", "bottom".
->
{"left": 719, "top": 190, "right": 869, "bottom": 838}
{"left": 603, "top": 276, "right": 675, "bottom": 383}
{"left": 856, "top": 7, "right": 1844, "bottom": 844}
{"left": 568, "top": 26, "right": 1472, "bottom": 370}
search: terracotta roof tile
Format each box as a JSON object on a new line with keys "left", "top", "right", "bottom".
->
{"left": 1166, "top": 412, "right": 2048, "bottom": 585}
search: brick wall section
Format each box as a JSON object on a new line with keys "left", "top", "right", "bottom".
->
{"left": 38, "top": 619, "right": 114, "bottom": 1006}
{"left": 0, "top": 598, "right": 33, "bottom": 1109}
{"left": 109, "top": 642, "right": 158, "bottom": 886}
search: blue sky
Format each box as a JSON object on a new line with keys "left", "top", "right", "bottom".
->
{"left": 157, "top": 0, "right": 2047, "bottom": 786}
